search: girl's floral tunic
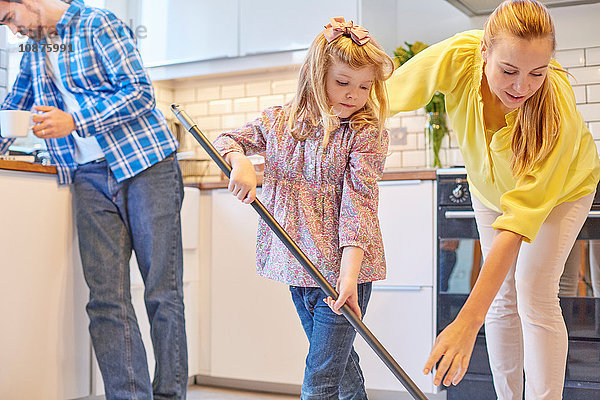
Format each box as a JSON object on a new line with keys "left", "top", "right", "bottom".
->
{"left": 214, "top": 106, "right": 388, "bottom": 287}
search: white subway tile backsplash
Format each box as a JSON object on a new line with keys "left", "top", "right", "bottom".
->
{"left": 208, "top": 99, "right": 233, "bottom": 115}
{"left": 383, "top": 151, "right": 402, "bottom": 170}
{"left": 402, "top": 115, "right": 427, "bottom": 133}
{"left": 285, "top": 93, "right": 295, "bottom": 103}
{"left": 587, "top": 84, "right": 600, "bottom": 103}
{"left": 586, "top": 47, "right": 600, "bottom": 66}
{"left": 176, "top": 88, "right": 196, "bottom": 103}
{"left": 221, "top": 114, "right": 246, "bottom": 130}
{"left": 589, "top": 122, "right": 600, "bottom": 140}
{"left": 196, "top": 86, "right": 220, "bottom": 101}
{"left": 271, "top": 79, "right": 297, "bottom": 95}
{"left": 568, "top": 66, "right": 600, "bottom": 85}
{"left": 572, "top": 85, "right": 586, "bottom": 104}
{"left": 259, "top": 94, "right": 285, "bottom": 110}
{"left": 578, "top": 103, "right": 600, "bottom": 121}
{"left": 186, "top": 102, "right": 209, "bottom": 117}
{"left": 221, "top": 84, "right": 245, "bottom": 99}
{"left": 402, "top": 150, "right": 427, "bottom": 168}
{"left": 556, "top": 49, "right": 585, "bottom": 68}
{"left": 195, "top": 116, "right": 221, "bottom": 131}
{"left": 233, "top": 97, "right": 258, "bottom": 113}
{"left": 246, "top": 81, "right": 271, "bottom": 97}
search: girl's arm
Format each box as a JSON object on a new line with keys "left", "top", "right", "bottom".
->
{"left": 424, "top": 229, "right": 522, "bottom": 387}
{"left": 225, "top": 151, "right": 257, "bottom": 204}
{"left": 325, "top": 246, "right": 365, "bottom": 318}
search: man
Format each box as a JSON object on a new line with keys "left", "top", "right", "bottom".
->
{"left": 0, "top": 1, "right": 188, "bottom": 398}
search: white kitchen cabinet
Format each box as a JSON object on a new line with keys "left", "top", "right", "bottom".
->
{"left": 208, "top": 189, "right": 307, "bottom": 385}
{"left": 0, "top": 169, "right": 90, "bottom": 400}
{"left": 138, "top": 0, "right": 238, "bottom": 66}
{"left": 239, "top": 0, "right": 358, "bottom": 56}
{"left": 355, "top": 286, "right": 435, "bottom": 393}
{"left": 378, "top": 180, "right": 435, "bottom": 287}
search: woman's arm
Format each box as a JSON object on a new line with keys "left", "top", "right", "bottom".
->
{"left": 424, "top": 229, "right": 523, "bottom": 386}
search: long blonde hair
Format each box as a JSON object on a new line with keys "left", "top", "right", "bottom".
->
{"left": 484, "top": 0, "right": 560, "bottom": 178}
{"left": 287, "top": 31, "right": 394, "bottom": 145}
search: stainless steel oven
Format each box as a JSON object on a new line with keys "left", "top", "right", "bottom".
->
{"left": 436, "top": 167, "right": 600, "bottom": 399}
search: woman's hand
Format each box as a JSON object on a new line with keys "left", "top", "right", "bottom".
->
{"left": 423, "top": 315, "right": 481, "bottom": 386}
{"left": 324, "top": 246, "right": 364, "bottom": 318}
{"left": 226, "top": 152, "right": 257, "bottom": 204}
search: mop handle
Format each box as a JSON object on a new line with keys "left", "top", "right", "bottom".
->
{"left": 171, "top": 104, "right": 429, "bottom": 400}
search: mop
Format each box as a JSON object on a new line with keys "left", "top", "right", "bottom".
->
{"left": 171, "top": 104, "right": 430, "bottom": 400}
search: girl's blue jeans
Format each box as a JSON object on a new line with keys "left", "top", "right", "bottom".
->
{"left": 290, "top": 282, "right": 372, "bottom": 400}
{"left": 73, "top": 154, "right": 187, "bottom": 399}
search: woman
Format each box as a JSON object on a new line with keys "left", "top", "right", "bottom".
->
{"left": 387, "top": 1, "right": 599, "bottom": 399}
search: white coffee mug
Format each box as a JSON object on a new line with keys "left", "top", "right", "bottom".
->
{"left": 0, "top": 110, "right": 33, "bottom": 138}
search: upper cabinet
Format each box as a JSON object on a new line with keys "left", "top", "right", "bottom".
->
{"left": 138, "top": 0, "right": 239, "bottom": 66}
{"left": 136, "top": 0, "right": 365, "bottom": 80}
{"left": 239, "top": 0, "right": 358, "bottom": 56}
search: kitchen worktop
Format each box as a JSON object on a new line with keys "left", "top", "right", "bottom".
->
{"left": 0, "top": 160, "right": 436, "bottom": 186}
{"left": 195, "top": 168, "right": 437, "bottom": 189}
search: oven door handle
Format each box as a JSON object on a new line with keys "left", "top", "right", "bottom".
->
{"left": 444, "top": 210, "right": 476, "bottom": 219}
{"left": 589, "top": 211, "right": 600, "bottom": 218}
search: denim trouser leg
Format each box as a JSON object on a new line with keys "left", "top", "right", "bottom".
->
{"left": 74, "top": 155, "right": 187, "bottom": 400}
{"left": 290, "top": 283, "right": 372, "bottom": 400}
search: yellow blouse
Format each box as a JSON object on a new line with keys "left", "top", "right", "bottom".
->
{"left": 387, "top": 30, "right": 600, "bottom": 243}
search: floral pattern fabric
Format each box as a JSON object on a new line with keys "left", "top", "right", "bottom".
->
{"left": 214, "top": 106, "right": 388, "bottom": 287}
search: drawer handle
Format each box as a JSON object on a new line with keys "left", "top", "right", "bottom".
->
{"left": 444, "top": 211, "right": 475, "bottom": 219}
{"left": 373, "top": 285, "right": 425, "bottom": 292}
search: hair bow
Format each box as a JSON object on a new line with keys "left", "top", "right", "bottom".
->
{"left": 322, "top": 17, "right": 371, "bottom": 46}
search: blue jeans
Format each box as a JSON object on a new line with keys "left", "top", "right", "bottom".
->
{"left": 290, "top": 283, "right": 372, "bottom": 400}
{"left": 73, "top": 154, "right": 187, "bottom": 400}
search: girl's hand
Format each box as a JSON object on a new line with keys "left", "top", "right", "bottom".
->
{"left": 324, "top": 246, "right": 364, "bottom": 318}
{"left": 226, "top": 152, "right": 257, "bottom": 204}
{"left": 423, "top": 315, "right": 480, "bottom": 387}
{"left": 324, "top": 274, "right": 361, "bottom": 318}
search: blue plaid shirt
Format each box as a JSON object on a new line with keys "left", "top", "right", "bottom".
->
{"left": 0, "top": 0, "right": 178, "bottom": 184}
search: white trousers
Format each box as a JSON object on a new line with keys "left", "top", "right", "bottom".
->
{"left": 472, "top": 193, "right": 594, "bottom": 400}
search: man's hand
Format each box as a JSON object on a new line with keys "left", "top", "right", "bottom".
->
{"left": 32, "top": 105, "right": 76, "bottom": 139}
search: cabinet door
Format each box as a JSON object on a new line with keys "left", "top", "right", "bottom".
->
{"left": 355, "top": 286, "right": 434, "bottom": 393}
{"left": 209, "top": 189, "right": 308, "bottom": 385}
{"left": 378, "top": 181, "right": 434, "bottom": 287}
{"left": 239, "top": 0, "right": 358, "bottom": 55}
{"left": 139, "top": 0, "right": 238, "bottom": 66}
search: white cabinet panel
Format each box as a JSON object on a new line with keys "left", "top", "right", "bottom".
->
{"left": 240, "top": 0, "right": 358, "bottom": 55}
{"left": 209, "top": 189, "right": 307, "bottom": 385}
{"left": 378, "top": 181, "right": 435, "bottom": 287}
{"left": 0, "top": 171, "right": 90, "bottom": 400}
{"left": 139, "top": 0, "right": 238, "bottom": 66}
{"left": 356, "top": 287, "right": 434, "bottom": 393}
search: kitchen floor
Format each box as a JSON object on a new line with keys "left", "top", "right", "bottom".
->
{"left": 79, "top": 385, "right": 297, "bottom": 399}
{"left": 187, "top": 385, "right": 297, "bottom": 399}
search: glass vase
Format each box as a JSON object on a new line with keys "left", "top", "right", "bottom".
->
{"left": 425, "top": 111, "right": 448, "bottom": 169}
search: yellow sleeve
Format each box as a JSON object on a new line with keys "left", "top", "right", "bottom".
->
{"left": 387, "top": 30, "right": 482, "bottom": 115}
{"left": 492, "top": 66, "right": 594, "bottom": 243}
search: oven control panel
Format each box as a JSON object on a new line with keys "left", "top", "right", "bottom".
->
{"left": 438, "top": 175, "right": 472, "bottom": 207}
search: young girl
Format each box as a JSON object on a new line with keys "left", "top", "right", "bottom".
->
{"left": 387, "top": 1, "right": 599, "bottom": 398}
{"left": 213, "top": 17, "right": 393, "bottom": 399}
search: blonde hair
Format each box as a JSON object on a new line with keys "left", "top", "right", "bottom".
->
{"left": 484, "top": 0, "right": 560, "bottom": 178}
{"left": 287, "top": 31, "right": 394, "bottom": 145}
